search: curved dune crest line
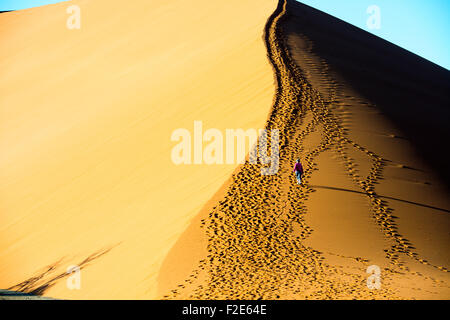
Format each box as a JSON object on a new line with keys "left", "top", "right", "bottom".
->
{"left": 162, "top": 0, "right": 450, "bottom": 299}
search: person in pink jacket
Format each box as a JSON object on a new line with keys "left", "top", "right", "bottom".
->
{"left": 293, "top": 159, "right": 304, "bottom": 185}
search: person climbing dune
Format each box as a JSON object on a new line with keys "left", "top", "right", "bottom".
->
{"left": 293, "top": 159, "right": 304, "bottom": 185}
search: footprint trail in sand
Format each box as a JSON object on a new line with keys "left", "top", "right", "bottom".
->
{"left": 163, "top": 0, "right": 450, "bottom": 299}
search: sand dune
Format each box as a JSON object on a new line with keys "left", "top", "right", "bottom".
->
{"left": 0, "top": 0, "right": 276, "bottom": 299}
{"left": 159, "top": 0, "right": 450, "bottom": 299}
{"left": 1, "top": 0, "right": 449, "bottom": 300}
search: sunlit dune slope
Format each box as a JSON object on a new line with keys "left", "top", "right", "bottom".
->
{"left": 0, "top": 0, "right": 276, "bottom": 299}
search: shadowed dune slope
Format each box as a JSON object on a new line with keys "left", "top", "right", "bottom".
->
{"left": 284, "top": 1, "right": 450, "bottom": 185}
{"left": 159, "top": 0, "right": 449, "bottom": 299}
{"left": 0, "top": 0, "right": 276, "bottom": 299}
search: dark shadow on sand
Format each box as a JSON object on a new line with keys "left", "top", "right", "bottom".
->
{"left": 284, "top": 0, "right": 450, "bottom": 186}
{"left": 309, "top": 184, "right": 450, "bottom": 213}
{"left": 6, "top": 246, "right": 116, "bottom": 296}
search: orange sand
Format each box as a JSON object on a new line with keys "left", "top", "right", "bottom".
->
{"left": 0, "top": 0, "right": 276, "bottom": 299}
{"left": 159, "top": 0, "right": 450, "bottom": 299}
{"left": 1, "top": 0, "right": 449, "bottom": 300}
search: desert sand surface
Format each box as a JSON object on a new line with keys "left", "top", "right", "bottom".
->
{"left": 1, "top": 0, "right": 449, "bottom": 300}
{"left": 159, "top": 0, "right": 450, "bottom": 299}
{"left": 0, "top": 0, "right": 276, "bottom": 299}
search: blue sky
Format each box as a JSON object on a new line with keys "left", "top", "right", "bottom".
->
{"left": 1, "top": 0, "right": 449, "bottom": 70}
{"left": 298, "top": 0, "right": 450, "bottom": 70}
{"left": 0, "top": 0, "right": 69, "bottom": 11}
